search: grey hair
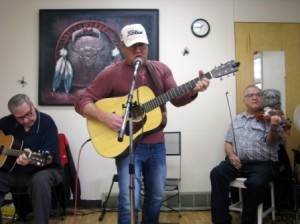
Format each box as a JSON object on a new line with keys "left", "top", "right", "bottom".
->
{"left": 8, "top": 94, "right": 32, "bottom": 113}
{"left": 244, "top": 84, "right": 261, "bottom": 96}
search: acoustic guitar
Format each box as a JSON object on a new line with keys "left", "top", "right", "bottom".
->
{"left": 87, "top": 60, "right": 240, "bottom": 158}
{"left": 0, "top": 130, "right": 51, "bottom": 172}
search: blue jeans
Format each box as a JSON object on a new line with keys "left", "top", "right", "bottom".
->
{"left": 116, "top": 142, "right": 166, "bottom": 224}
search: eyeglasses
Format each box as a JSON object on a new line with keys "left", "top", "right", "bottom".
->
{"left": 127, "top": 43, "right": 147, "bottom": 51}
{"left": 244, "top": 93, "right": 263, "bottom": 98}
{"left": 14, "top": 106, "right": 33, "bottom": 121}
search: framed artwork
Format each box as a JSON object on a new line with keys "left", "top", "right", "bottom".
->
{"left": 38, "top": 9, "right": 159, "bottom": 105}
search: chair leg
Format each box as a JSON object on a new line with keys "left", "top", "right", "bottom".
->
{"left": 270, "top": 182, "right": 276, "bottom": 221}
{"left": 257, "top": 203, "right": 263, "bottom": 224}
{"left": 12, "top": 212, "right": 16, "bottom": 224}
{"left": 52, "top": 185, "right": 65, "bottom": 220}
{"left": 161, "top": 193, "right": 179, "bottom": 212}
{"left": 238, "top": 188, "right": 243, "bottom": 206}
{"left": 178, "top": 191, "right": 182, "bottom": 218}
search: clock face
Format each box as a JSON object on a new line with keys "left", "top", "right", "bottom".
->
{"left": 191, "top": 19, "right": 210, "bottom": 37}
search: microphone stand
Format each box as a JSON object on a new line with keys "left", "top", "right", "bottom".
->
{"left": 118, "top": 63, "right": 140, "bottom": 224}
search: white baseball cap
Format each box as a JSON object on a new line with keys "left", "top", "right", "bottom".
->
{"left": 120, "top": 24, "right": 149, "bottom": 47}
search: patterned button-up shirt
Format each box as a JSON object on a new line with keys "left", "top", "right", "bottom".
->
{"left": 225, "top": 112, "right": 283, "bottom": 162}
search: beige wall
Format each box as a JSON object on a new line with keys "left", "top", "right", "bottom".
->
{"left": 0, "top": 0, "right": 300, "bottom": 200}
{"left": 235, "top": 22, "right": 300, "bottom": 162}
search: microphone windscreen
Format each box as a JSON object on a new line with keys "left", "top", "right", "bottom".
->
{"left": 134, "top": 58, "right": 143, "bottom": 65}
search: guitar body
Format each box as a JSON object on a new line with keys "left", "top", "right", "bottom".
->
{"left": 0, "top": 130, "right": 23, "bottom": 172}
{"left": 87, "top": 86, "right": 163, "bottom": 158}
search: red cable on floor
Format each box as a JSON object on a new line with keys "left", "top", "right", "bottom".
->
{"left": 73, "top": 138, "right": 91, "bottom": 224}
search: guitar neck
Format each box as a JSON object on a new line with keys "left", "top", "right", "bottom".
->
{"left": 143, "top": 72, "right": 213, "bottom": 113}
{"left": 0, "top": 148, "right": 23, "bottom": 157}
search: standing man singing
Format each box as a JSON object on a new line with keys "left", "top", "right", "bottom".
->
{"left": 75, "top": 24, "right": 210, "bottom": 224}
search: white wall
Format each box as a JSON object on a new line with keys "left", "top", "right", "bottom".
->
{"left": 261, "top": 51, "right": 286, "bottom": 112}
{"left": 0, "top": 0, "right": 300, "bottom": 200}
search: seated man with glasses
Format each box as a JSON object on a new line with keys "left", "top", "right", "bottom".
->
{"left": 210, "top": 85, "right": 286, "bottom": 224}
{"left": 0, "top": 94, "right": 63, "bottom": 224}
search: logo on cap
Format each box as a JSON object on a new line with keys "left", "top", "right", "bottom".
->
{"left": 127, "top": 29, "right": 144, "bottom": 37}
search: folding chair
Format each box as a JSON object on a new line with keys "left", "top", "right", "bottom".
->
{"left": 229, "top": 178, "right": 276, "bottom": 224}
{"left": 161, "top": 132, "right": 182, "bottom": 220}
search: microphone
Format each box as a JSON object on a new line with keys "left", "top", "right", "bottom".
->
{"left": 133, "top": 58, "right": 143, "bottom": 77}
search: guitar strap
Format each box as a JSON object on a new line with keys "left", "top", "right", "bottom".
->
{"left": 145, "top": 60, "right": 166, "bottom": 112}
{"left": 145, "top": 60, "right": 163, "bottom": 94}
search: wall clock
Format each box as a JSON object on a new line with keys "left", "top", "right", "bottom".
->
{"left": 191, "top": 18, "right": 210, "bottom": 38}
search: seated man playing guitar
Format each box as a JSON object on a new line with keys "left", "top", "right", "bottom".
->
{"left": 0, "top": 94, "right": 63, "bottom": 224}
{"left": 74, "top": 23, "right": 211, "bottom": 224}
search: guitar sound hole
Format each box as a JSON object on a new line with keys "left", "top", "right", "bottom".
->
{"left": 132, "top": 105, "right": 145, "bottom": 122}
{"left": 125, "top": 105, "right": 147, "bottom": 135}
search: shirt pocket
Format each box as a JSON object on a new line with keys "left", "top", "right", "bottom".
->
{"left": 251, "top": 125, "right": 266, "bottom": 142}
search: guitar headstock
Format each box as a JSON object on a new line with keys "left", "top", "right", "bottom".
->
{"left": 209, "top": 60, "right": 240, "bottom": 79}
{"left": 26, "top": 151, "right": 52, "bottom": 167}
